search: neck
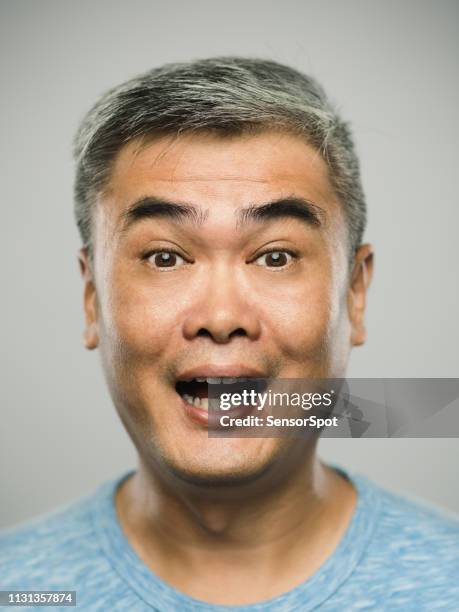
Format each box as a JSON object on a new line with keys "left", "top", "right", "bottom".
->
{"left": 115, "top": 447, "right": 357, "bottom": 605}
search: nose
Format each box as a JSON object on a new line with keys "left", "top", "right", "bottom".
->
{"left": 182, "top": 267, "right": 262, "bottom": 344}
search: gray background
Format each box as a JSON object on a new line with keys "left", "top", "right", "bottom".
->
{"left": 1, "top": 0, "right": 458, "bottom": 528}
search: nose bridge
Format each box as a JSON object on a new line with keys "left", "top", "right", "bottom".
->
{"left": 182, "top": 261, "right": 261, "bottom": 343}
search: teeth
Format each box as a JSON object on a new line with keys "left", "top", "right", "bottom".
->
{"left": 180, "top": 394, "right": 209, "bottom": 411}
{"left": 182, "top": 376, "right": 260, "bottom": 385}
{"left": 200, "top": 397, "right": 209, "bottom": 411}
{"left": 206, "top": 377, "right": 250, "bottom": 384}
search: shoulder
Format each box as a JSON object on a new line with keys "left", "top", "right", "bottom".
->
{"left": 352, "top": 473, "right": 459, "bottom": 597}
{"left": 373, "top": 479, "right": 459, "bottom": 552}
{"left": 0, "top": 483, "right": 111, "bottom": 589}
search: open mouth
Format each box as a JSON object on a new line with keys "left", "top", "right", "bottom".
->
{"left": 175, "top": 377, "right": 268, "bottom": 411}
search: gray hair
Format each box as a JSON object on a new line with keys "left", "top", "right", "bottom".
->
{"left": 73, "top": 57, "right": 366, "bottom": 257}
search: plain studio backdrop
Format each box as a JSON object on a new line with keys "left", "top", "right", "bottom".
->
{"left": 1, "top": 0, "right": 458, "bottom": 529}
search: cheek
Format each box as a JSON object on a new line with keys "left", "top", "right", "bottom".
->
{"left": 98, "top": 268, "right": 183, "bottom": 364}
{"left": 259, "top": 268, "right": 343, "bottom": 362}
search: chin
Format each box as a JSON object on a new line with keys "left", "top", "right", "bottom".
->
{"left": 153, "top": 437, "right": 286, "bottom": 489}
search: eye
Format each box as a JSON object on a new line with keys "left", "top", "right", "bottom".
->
{"left": 146, "top": 250, "right": 186, "bottom": 269}
{"left": 253, "top": 250, "right": 295, "bottom": 268}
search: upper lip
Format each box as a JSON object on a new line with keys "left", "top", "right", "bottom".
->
{"left": 176, "top": 365, "right": 267, "bottom": 382}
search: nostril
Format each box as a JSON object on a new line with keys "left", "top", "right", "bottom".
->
{"left": 197, "top": 328, "right": 213, "bottom": 338}
{"left": 230, "top": 328, "right": 246, "bottom": 338}
{"left": 196, "top": 327, "right": 247, "bottom": 340}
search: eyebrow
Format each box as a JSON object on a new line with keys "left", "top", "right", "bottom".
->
{"left": 237, "top": 197, "right": 326, "bottom": 228}
{"left": 120, "top": 197, "right": 208, "bottom": 231}
{"left": 119, "top": 195, "right": 325, "bottom": 232}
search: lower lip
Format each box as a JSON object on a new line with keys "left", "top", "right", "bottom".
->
{"left": 180, "top": 395, "right": 257, "bottom": 428}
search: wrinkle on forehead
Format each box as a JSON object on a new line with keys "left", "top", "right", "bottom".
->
{"left": 96, "top": 131, "right": 349, "bottom": 268}
{"left": 114, "top": 132, "right": 327, "bottom": 184}
{"left": 103, "top": 132, "right": 342, "bottom": 225}
{"left": 142, "top": 175, "right": 270, "bottom": 183}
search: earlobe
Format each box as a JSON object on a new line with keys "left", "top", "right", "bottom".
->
{"left": 78, "top": 248, "right": 99, "bottom": 350}
{"left": 348, "top": 244, "right": 374, "bottom": 347}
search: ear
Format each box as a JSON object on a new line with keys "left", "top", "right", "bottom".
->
{"left": 348, "top": 244, "right": 374, "bottom": 347}
{"left": 78, "top": 248, "right": 99, "bottom": 350}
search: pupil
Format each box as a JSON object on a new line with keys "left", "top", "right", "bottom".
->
{"left": 155, "top": 252, "right": 175, "bottom": 266}
{"left": 268, "top": 252, "right": 286, "bottom": 266}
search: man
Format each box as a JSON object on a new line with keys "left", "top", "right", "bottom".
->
{"left": 1, "top": 57, "right": 458, "bottom": 610}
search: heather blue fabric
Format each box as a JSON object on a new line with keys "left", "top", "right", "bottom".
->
{"left": 1, "top": 467, "right": 459, "bottom": 611}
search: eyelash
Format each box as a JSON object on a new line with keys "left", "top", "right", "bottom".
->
{"left": 142, "top": 248, "right": 299, "bottom": 269}
{"left": 142, "top": 248, "right": 190, "bottom": 267}
{"left": 251, "top": 248, "right": 298, "bottom": 268}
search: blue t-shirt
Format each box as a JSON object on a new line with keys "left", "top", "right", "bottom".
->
{"left": 1, "top": 467, "right": 459, "bottom": 611}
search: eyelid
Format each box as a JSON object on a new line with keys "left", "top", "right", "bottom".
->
{"left": 142, "top": 247, "right": 193, "bottom": 262}
{"left": 141, "top": 238, "right": 194, "bottom": 260}
{"left": 250, "top": 247, "right": 298, "bottom": 262}
{"left": 143, "top": 248, "right": 192, "bottom": 269}
{"left": 141, "top": 246, "right": 298, "bottom": 267}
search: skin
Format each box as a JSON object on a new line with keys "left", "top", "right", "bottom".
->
{"left": 79, "top": 130, "right": 373, "bottom": 605}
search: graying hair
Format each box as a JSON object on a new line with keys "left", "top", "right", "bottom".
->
{"left": 73, "top": 57, "right": 366, "bottom": 257}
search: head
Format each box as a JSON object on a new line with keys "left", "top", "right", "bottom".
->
{"left": 74, "top": 57, "right": 373, "bottom": 489}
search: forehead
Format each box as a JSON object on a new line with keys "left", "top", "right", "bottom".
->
{"left": 101, "top": 131, "right": 341, "bottom": 217}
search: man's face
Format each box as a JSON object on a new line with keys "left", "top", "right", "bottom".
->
{"left": 80, "top": 131, "right": 371, "bottom": 485}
